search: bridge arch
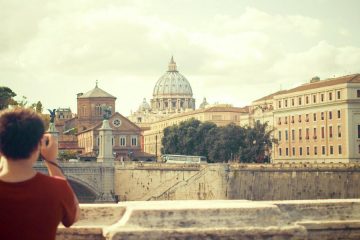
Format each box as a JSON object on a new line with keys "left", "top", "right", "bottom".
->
{"left": 67, "top": 177, "right": 98, "bottom": 203}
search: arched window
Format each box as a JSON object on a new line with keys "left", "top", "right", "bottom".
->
{"left": 95, "top": 104, "right": 101, "bottom": 116}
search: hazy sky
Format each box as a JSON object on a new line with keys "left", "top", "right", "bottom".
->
{"left": 1, "top": 0, "right": 360, "bottom": 115}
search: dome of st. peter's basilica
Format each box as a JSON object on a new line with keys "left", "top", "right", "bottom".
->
{"left": 150, "top": 57, "right": 195, "bottom": 112}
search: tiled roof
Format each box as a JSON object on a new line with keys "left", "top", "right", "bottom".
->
{"left": 79, "top": 86, "right": 116, "bottom": 98}
{"left": 283, "top": 74, "right": 360, "bottom": 95}
{"left": 203, "top": 106, "right": 248, "bottom": 113}
{"left": 253, "top": 90, "right": 288, "bottom": 102}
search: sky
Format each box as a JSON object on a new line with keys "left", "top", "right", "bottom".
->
{"left": 1, "top": 0, "right": 360, "bottom": 116}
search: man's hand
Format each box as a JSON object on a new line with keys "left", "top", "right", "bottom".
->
{"left": 40, "top": 134, "right": 58, "bottom": 163}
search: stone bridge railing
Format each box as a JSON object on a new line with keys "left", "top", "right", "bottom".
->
{"left": 34, "top": 161, "right": 115, "bottom": 202}
{"left": 57, "top": 199, "right": 360, "bottom": 240}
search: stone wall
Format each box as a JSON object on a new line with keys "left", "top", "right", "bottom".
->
{"left": 115, "top": 162, "right": 360, "bottom": 201}
{"left": 57, "top": 199, "right": 360, "bottom": 240}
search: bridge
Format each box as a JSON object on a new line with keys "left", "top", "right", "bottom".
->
{"left": 34, "top": 161, "right": 115, "bottom": 203}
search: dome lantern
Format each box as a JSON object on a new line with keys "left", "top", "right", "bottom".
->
{"left": 168, "top": 56, "right": 177, "bottom": 72}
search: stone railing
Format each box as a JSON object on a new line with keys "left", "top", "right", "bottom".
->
{"left": 57, "top": 199, "right": 360, "bottom": 240}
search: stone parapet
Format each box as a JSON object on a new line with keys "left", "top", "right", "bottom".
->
{"left": 57, "top": 199, "right": 360, "bottom": 240}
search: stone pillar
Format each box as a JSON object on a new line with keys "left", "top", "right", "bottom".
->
{"left": 168, "top": 99, "right": 171, "bottom": 110}
{"left": 96, "top": 119, "right": 115, "bottom": 202}
{"left": 185, "top": 99, "right": 189, "bottom": 109}
{"left": 97, "top": 119, "right": 114, "bottom": 163}
{"left": 177, "top": 99, "right": 180, "bottom": 111}
{"left": 160, "top": 99, "right": 164, "bottom": 111}
{"left": 47, "top": 123, "right": 59, "bottom": 138}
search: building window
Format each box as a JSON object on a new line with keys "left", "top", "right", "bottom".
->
{"left": 314, "top": 146, "right": 318, "bottom": 155}
{"left": 299, "top": 129, "right": 302, "bottom": 140}
{"left": 291, "top": 116, "right": 295, "bottom": 124}
{"left": 279, "top": 148, "right": 282, "bottom": 156}
{"left": 298, "top": 97, "right": 302, "bottom": 105}
{"left": 313, "top": 128, "right": 317, "bottom": 140}
{"left": 95, "top": 104, "right": 101, "bottom": 116}
{"left": 82, "top": 105, "right": 86, "bottom": 116}
{"left": 337, "top": 90, "right": 341, "bottom": 99}
{"left": 285, "top": 117, "right": 288, "bottom": 124}
{"left": 330, "top": 146, "right": 334, "bottom": 155}
{"left": 306, "top": 96, "right": 309, "bottom": 104}
{"left": 357, "top": 90, "right": 360, "bottom": 98}
{"left": 321, "top": 112, "right": 324, "bottom": 120}
{"left": 286, "top": 148, "right": 289, "bottom": 156}
{"left": 338, "top": 145, "right": 342, "bottom": 155}
{"left": 338, "top": 125, "right": 341, "bottom": 138}
{"left": 313, "top": 113, "right": 317, "bottom": 121}
{"left": 278, "top": 117, "right": 281, "bottom": 125}
{"left": 278, "top": 101, "right": 282, "bottom": 108}
{"left": 321, "top": 93, "right": 324, "bottom": 102}
{"left": 306, "top": 114, "right": 309, "bottom": 122}
{"left": 298, "top": 115, "right": 302, "bottom": 123}
{"left": 328, "top": 111, "right": 332, "bottom": 120}
{"left": 329, "top": 92, "right": 333, "bottom": 101}
{"left": 306, "top": 128, "right": 310, "bottom": 140}
{"left": 291, "top": 99, "right": 295, "bottom": 106}
{"left": 285, "top": 130, "right": 288, "bottom": 141}
{"left": 285, "top": 99, "right": 288, "bottom": 107}
{"left": 120, "top": 136, "right": 126, "bottom": 146}
{"left": 322, "top": 146, "right": 326, "bottom": 155}
{"left": 291, "top": 129, "right": 295, "bottom": 141}
{"left": 358, "top": 125, "right": 360, "bottom": 139}
{"left": 337, "top": 110, "right": 341, "bottom": 118}
{"left": 292, "top": 147, "right": 296, "bottom": 156}
{"left": 278, "top": 131, "right": 282, "bottom": 141}
{"left": 321, "top": 127, "right": 325, "bottom": 139}
{"left": 313, "top": 94, "right": 317, "bottom": 103}
{"left": 307, "top": 147, "right": 310, "bottom": 156}
{"left": 131, "top": 136, "right": 138, "bottom": 146}
{"left": 329, "top": 126, "right": 333, "bottom": 138}
{"left": 299, "top": 147, "right": 303, "bottom": 156}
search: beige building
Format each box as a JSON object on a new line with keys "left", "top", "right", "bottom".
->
{"left": 246, "top": 74, "right": 360, "bottom": 163}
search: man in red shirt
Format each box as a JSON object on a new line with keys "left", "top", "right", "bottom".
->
{"left": 0, "top": 108, "right": 80, "bottom": 240}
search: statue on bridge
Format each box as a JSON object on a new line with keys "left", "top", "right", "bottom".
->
{"left": 47, "top": 109, "right": 56, "bottom": 123}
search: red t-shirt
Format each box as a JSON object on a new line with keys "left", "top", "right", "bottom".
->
{"left": 0, "top": 172, "right": 77, "bottom": 240}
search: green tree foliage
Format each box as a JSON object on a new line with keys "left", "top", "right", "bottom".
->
{"left": 35, "top": 101, "right": 43, "bottom": 113}
{"left": 239, "top": 121, "right": 273, "bottom": 163}
{"left": 0, "top": 87, "right": 17, "bottom": 110}
{"left": 162, "top": 119, "right": 274, "bottom": 163}
{"left": 58, "top": 150, "right": 78, "bottom": 161}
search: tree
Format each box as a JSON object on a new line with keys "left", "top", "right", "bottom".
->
{"left": 239, "top": 121, "right": 274, "bottom": 163}
{"left": 58, "top": 150, "right": 78, "bottom": 161}
{"left": 193, "top": 121, "right": 217, "bottom": 156}
{"left": 162, "top": 125, "right": 180, "bottom": 154}
{"left": 0, "top": 87, "right": 17, "bottom": 110}
{"left": 35, "top": 101, "right": 43, "bottom": 113}
{"left": 16, "top": 96, "right": 29, "bottom": 108}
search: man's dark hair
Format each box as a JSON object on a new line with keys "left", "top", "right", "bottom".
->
{"left": 0, "top": 108, "right": 45, "bottom": 160}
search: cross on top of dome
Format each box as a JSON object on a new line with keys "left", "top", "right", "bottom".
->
{"left": 168, "top": 56, "right": 177, "bottom": 72}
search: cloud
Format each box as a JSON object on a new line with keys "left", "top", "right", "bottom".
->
{"left": 0, "top": 2, "right": 358, "bottom": 116}
{"left": 269, "top": 41, "right": 360, "bottom": 86}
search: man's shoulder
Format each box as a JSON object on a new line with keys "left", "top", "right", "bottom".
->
{"left": 36, "top": 172, "right": 69, "bottom": 186}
